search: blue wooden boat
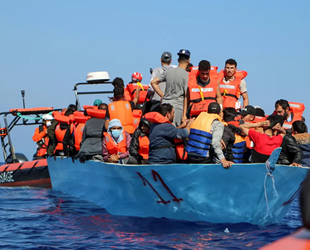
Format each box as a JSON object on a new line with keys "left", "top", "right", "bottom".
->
{"left": 47, "top": 150, "right": 309, "bottom": 225}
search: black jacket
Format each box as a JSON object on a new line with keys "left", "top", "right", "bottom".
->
{"left": 278, "top": 133, "right": 302, "bottom": 165}
{"left": 129, "top": 128, "right": 147, "bottom": 164}
{"left": 222, "top": 124, "right": 245, "bottom": 162}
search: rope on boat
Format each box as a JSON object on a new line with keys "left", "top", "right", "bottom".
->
{"left": 16, "top": 112, "right": 53, "bottom": 120}
{"left": 264, "top": 160, "right": 279, "bottom": 218}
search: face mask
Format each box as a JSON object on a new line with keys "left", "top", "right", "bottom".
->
{"left": 46, "top": 121, "right": 52, "bottom": 127}
{"left": 111, "top": 130, "right": 121, "bottom": 138}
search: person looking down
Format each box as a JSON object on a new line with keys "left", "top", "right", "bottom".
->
{"left": 32, "top": 114, "right": 54, "bottom": 159}
{"left": 102, "top": 119, "right": 131, "bottom": 163}
{"left": 239, "top": 105, "right": 256, "bottom": 124}
{"left": 186, "top": 102, "right": 234, "bottom": 168}
{"left": 239, "top": 115, "right": 286, "bottom": 163}
{"left": 148, "top": 103, "right": 194, "bottom": 164}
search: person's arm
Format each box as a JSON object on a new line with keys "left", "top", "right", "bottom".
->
{"left": 182, "top": 88, "right": 190, "bottom": 122}
{"left": 216, "top": 83, "right": 223, "bottom": 105}
{"left": 272, "top": 123, "right": 286, "bottom": 138}
{"left": 102, "top": 138, "right": 110, "bottom": 162}
{"left": 150, "top": 77, "right": 163, "bottom": 98}
{"left": 129, "top": 130, "right": 140, "bottom": 157}
{"left": 240, "top": 121, "right": 268, "bottom": 136}
{"left": 285, "top": 135, "right": 303, "bottom": 166}
{"left": 132, "top": 86, "right": 140, "bottom": 105}
{"left": 241, "top": 92, "right": 249, "bottom": 107}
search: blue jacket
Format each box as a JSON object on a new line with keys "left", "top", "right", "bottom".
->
{"left": 148, "top": 123, "right": 188, "bottom": 164}
{"left": 294, "top": 133, "right": 310, "bottom": 167}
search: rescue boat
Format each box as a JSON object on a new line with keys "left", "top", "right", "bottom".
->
{"left": 47, "top": 148, "right": 309, "bottom": 225}
{"left": 0, "top": 106, "right": 60, "bottom": 187}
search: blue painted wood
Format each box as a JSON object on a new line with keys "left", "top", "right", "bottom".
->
{"left": 47, "top": 157, "right": 309, "bottom": 225}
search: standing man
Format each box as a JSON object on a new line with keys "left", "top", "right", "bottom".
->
{"left": 148, "top": 51, "right": 174, "bottom": 111}
{"left": 219, "top": 59, "right": 249, "bottom": 109}
{"left": 186, "top": 60, "right": 222, "bottom": 117}
{"left": 151, "top": 49, "right": 190, "bottom": 126}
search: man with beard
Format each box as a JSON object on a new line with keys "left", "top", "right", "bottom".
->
{"left": 218, "top": 59, "right": 249, "bottom": 109}
{"left": 148, "top": 103, "right": 193, "bottom": 164}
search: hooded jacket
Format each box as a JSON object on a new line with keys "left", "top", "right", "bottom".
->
{"left": 294, "top": 133, "right": 310, "bottom": 167}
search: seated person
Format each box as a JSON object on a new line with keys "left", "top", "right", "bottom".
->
{"left": 148, "top": 103, "right": 193, "bottom": 164}
{"left": 102, "top": 119, "right": 131, "bottom": 163}
{"left": 276, "top": 117, "right": 302, "bottom": 166}
{"left": 78, "top": 103, "right": 108, "bottom": 161}
{"left": 239, "top": 115, "right": 286, "bottom": 163}
{"left": 32, "top": 114, "right": 54, "bottom": 159}
{"left": 222, "top": 108, "right": 246, "bottom": 163}
{"left": 93, "top": 99, "right": 102, "bottom": 106}
{"left": 186, "top": 102, "right": 234, "bottom": 168}
{"left": 128, "top": 118, "right": 152, "bottom": 164}
{"left": 292, "top": 121, "right": 310, "bottom": 167}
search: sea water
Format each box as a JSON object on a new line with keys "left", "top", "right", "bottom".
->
{"left": 0, "top": 187, "right": 301, "bottom": 250}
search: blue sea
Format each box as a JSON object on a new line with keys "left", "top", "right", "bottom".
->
{"left": 0, "top": 187, "right": 301, "bottom": 250}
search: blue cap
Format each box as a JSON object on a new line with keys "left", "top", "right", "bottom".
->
{"left": 177, "top": 49, "right": 191, "bottom": 57}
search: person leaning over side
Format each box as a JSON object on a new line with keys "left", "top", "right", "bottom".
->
{"left": 151, "top": 49, "right": 191, "bottom": 127}
{"left": 148, "top": 51, "right": 174, "bottom": 112}
{"left": 239, "top": 115, "right": 286, "bottom": 163}
{"left": 292, "top": 121, "right": 310, "bottom": 167}
{"left": 186, "top": 102, "right": 234, "bottom": 168}
{"left": 78, "top": 103, "right": 108, "bottom": 162}
{"left": 148, "top": 103, "right": 194, "bottom": 164}
{"left": 218, "top": 59, "right": 249, "bottom": 109}
{"left": 275, "top": 116, "right": 302, "bottom": 167}
{"left": 102, "top": 119, "right": 131, "bottom": 164}
{"left": 32, "top": 114, "right": 54, "bottom": 159}
{"left": 127, "top": 118, "right": 152, "bottom": 164}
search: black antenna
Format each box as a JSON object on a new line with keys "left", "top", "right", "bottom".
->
{"left": 21, "top": 90, "right": 25, "bottom": 108}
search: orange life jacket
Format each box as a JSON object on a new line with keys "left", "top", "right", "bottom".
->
{"left": 138, "top": 135, "right": 149, "bottom": 160}
{"left": 83, "top": 105, "right": 98, "bottom": 110}
{"left": 253, "top": 115, "right": 267, "bottom": 123}
{"left": 144, "top": 112, "right": 187, "bottom": 160}
{"left": 103, "top": 131, "right": 127, "bottom": 155}
{"left": 73, "top": 116, "right": 89, "bottom": 151}
{"left": 188, "top": 68, "right": 219, "bottom": 117}
{"left": 126, "top": 83, "right": 150, "bottom": 104}
{"left": 108, "top": 101, "right": 134, "bottom": 134}
{"left": 54, "top": 123, "right": 74, "bottom": 151}
{"left": 87, "top": 109, "right": 106, "bottom": 119}
{"left": 133, "top": 110, "right": 143, "bottom": 130}
{"left": 283, "top": 102, "right": 305, "bottom": 130}
{"left": 33, "top": 125, "right": 49, "bottom": 157}
{"left": 124, "top": 88, "right": 132, "bottom": 102}
{"left": 218, "top": 70, "right": 247, "bottom": 109}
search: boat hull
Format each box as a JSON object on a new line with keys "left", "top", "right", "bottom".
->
{"left": 0, "top": 159, "right": 51, "bottom": 188}
{"left": 47, "top": 157, "right": 308, "bottom": 225}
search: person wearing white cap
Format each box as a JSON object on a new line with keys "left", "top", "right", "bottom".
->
{"left": 32, "top": 114, "right": 54, "bottom": 159}
{"left": 102, "top": 119, "right": 131, "bottom": 163}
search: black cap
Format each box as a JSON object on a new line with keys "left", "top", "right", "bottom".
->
{"left": 161, "top": 51, "right": 172, "bottom": 63}
{"left": 240, "top": 105, "right": 256, "bottom": 116}
{"left": 255, "top": 107, "right": 265, "bottom": 117}
{"left": 208, "top": 102, "right": 221, "bottom": 114}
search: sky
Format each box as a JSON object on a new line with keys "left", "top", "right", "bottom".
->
{"left": 0, "top": 0, "right": 309, "bottom": 162}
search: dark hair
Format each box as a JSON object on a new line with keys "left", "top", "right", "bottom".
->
{"left": 112, "top": 77, "right": 124, "bottom": 87}
{"left": 292, "top": 121, "right": 308, "bottom": 133}
{"left": 65, "top": 104, "right": 77, "bottom": 116}
{"left": 98, "top": 103, "right": 108, "bottom": 110}
{"left": 198, "top": 60, "right": 211, "bottom": 71}
{"left": 186, "top": 63, "right": 193, "bottom": 72}
{"left": 158, "top": 103, "right": 173, "bottom": 116}
{"left": 267, "top": 114, "right": 284, "bottom": 129}
{"left": 113, "top": 86, "right": 124, "bottom": 99}
{"left": 178, "top": 56, "right": 190, "bottom": 63}
{"left": 225, "top": 59, "right": 237, "bottom": 67}
{"left": 223, "top": 108, "right": 237, "bottom": 122}
{"left": 275, "top": 99, "right": 290, "bottom": 110}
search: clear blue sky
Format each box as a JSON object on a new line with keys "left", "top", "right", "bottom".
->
{"left": 0, "top": 0, "right": 309, "bottom": 161}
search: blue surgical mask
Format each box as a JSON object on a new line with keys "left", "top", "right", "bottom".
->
{"left": 111, "top": 130, "right": 121, "bottom": 138}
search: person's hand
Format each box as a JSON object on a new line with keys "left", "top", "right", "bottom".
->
{"left": 181, "top": 116, "right": 188, "bottom": 124}
{"left": 221, "top": 139, "right": 226, "bottom": 149}
{"left": 186, "top": 118, "right": 195, "bottom": 128}
{"left": 290, "top": 162, "right": 302, "bottom": 167}
{"left": 220, "top": 158, "right": 234, "bottom": 169}
{"left": 178, "top": 119, "right": 188, "bottom": 128}
{"left": 261, "top": 120, "right": 270, "bottom": 128}
{"left": 108, "top": 155, "right": 119, "bottom": 162}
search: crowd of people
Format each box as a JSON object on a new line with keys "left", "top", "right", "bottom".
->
{"left": 32, "top": 49, "right": 308, "bottom": 168}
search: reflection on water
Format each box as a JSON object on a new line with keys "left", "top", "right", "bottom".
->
{"left": 0, "top": 187, "right": 301, "bottom": 250}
